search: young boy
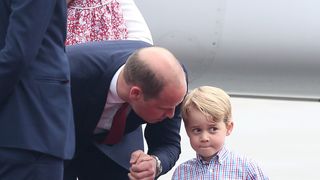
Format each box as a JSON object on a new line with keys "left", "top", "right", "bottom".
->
{"left": 172, "top": 86, "right": 269, "bottom": 180}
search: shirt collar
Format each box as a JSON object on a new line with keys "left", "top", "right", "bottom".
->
{"left": 216, "top": 145, "right": 229, "bottom": 163}
{"left": 196, "top": 145, "right": 229, "bottom": 165}
{"left": 107, "top": 65, "right": 125, "bottom": 104}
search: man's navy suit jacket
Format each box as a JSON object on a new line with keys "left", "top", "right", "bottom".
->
{"left": 67, "top": 40, "right": 183, "bottom": 174}
{"left": 0, "top": 0, "right": 75, "bottom": 159}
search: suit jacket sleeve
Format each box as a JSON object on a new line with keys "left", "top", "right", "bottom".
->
{"left": 0, "top": 0, "right": 58, "bottom": 105}
{"left": 144, "top": 102, "right": 183, "bottom": 175}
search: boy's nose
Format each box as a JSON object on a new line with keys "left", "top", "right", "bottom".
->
{"left": 200, "top": 132, "right": 210, "bottom": 142}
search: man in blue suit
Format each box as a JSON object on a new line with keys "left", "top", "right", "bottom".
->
{"left": 64, "top": 40, "right": 188, "bottom": 180}
{"left": 0, "top": 0, "right": 74, "bottom": 180}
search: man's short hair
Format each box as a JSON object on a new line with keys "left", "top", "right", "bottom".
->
{"left": 123, "top": 49, "right": 164, "bottom": 100}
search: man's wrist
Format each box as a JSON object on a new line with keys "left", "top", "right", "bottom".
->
{"left": 151, "top": 155, "right": 162, "bottom": 177}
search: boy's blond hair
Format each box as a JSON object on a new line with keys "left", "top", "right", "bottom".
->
{"left": 182, "top": 86, "right": 232, "bottom": 125}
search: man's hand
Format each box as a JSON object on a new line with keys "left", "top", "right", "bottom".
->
{"left": 128, "top": 150, "right": 157, "bottom": 180}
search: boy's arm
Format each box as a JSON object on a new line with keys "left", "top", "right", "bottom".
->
{"left": 247, "top": 159, "right": 270, "bottom": 180}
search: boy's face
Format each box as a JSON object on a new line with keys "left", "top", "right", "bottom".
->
{"left": 185, "top": 106, "right": 233, "bottom": 162}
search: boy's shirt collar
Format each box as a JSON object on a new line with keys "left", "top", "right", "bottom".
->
{"left": 196, "top": 145, "right": 229, "bottom": 165}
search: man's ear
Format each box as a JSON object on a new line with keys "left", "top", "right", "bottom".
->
{"left": 129, "top": 86, "right": 143, "bottom": 100}
{"left": 226, "top": 121, "right": 234, "bottom": 136}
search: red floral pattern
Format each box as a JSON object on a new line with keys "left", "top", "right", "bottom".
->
{"left": 66, "top": 0, "right": 128, "bottom": 45}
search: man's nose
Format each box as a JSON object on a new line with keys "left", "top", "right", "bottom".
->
{"left": 165, "top": 108, "right": 175, "bottom": 119}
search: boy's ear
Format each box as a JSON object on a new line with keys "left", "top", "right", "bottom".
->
{"left": 226, "top": 121, "right": 234, "bottom": 136}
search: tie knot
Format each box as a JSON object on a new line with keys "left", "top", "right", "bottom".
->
{"left": 118, "top": 103, "right": 129, "bottom": 114}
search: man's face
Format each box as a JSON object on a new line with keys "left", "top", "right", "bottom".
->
{"left": 130, "top": 84, "right": 186, "bottom": 123}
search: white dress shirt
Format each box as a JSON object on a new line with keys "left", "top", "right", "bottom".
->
{"left": 95, "top": 65, "right": 125, "bottom": 133}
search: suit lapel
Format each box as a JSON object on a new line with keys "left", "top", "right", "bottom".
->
{"left": 94, "top": 125, "right": 144, "bottom": 170}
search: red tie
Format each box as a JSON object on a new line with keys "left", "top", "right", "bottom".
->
{"left": 102, "top": 103, "right": 129, "bottom": 144}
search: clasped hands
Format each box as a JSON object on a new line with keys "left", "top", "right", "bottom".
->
{"left": 128, "top": 150, "right": 157, "bottom": 180}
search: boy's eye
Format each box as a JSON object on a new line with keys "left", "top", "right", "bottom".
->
{"left": 209, "top": 127, "right": 218, "bottom": 133}
{"left": 191, "top": 128, "right": 201, "bottom": 134}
